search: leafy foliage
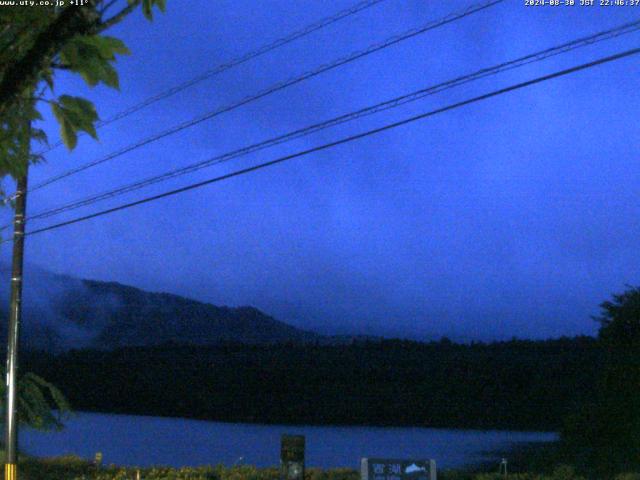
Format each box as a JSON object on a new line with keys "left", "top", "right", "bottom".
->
{"left": 561, "top": 286, "right": 640, "bottom": 474}
{"left": 0, "top": 95, "right": 44, "bottom": 181}
{"left": 0, "top": 370, "right": 71, "bottom": 431}
{"left": 595, "top": 285, "right": 640, "bottom": 349}
{"left": 16, "top": 459, "right": 354, "bottom": 480}
{"left": 11, "top": 456, "right": 640, "bottom": 480}
{"left": 0, "top": 0, "right": 166, "bottom": 182}
{"left": 51, "top": 95, "right": 99, "bottom": 149}
{"left": 60, "top": 35, "right": 130, "bottom": 89}
{"left": 140, "top": 0, "right": 167, "bottom": 20}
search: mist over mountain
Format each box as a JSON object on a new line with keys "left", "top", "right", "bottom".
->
{"left": 0, "top": 264, "right": 319, "bottom": 351}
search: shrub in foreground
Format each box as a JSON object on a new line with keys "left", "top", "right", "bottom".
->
{"left": 17, "top": 457, "right": 640, "bottom": 480}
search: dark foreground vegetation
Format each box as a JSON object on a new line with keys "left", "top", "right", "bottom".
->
{"left": 24, "top": 336, "right": 599, "bottom": 431}
{"left": 9, "top": 454, "right": 640, "bottom": 480}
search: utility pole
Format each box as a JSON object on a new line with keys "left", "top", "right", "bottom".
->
{"left": 4, "top": 158, "right": 29, "bottom": 480}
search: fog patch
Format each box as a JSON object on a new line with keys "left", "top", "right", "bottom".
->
{"left": 0, "top": 262, "right": 122, "bottom": 352}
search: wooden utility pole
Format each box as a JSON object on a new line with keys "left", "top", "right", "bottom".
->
{"left": 4, "top": 165, "right": 29, "bottom": 480}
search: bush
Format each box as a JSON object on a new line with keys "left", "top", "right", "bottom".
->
{"left": 16, "top": 455, "right": 640, "bottom": 480}
{"left": 17, "top": 457, "right": 360, "bottom": 480}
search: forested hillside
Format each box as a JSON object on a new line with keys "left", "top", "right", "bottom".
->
{"left": 0, "top": 266, "right": 319, "bottom": 351}
{"left": 24, "top": 336, "right": 600, "bottom": 431}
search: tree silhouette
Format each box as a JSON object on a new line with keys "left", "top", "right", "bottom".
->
{"left": 562, "top": 286, "right": 640, "bottom": 473}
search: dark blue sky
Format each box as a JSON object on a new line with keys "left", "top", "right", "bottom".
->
{"left": 3, "top": 0, "right": 639, "bottom": 340}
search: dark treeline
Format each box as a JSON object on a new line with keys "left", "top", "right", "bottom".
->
{"left": 22, "top": 336, "right": 601, "bottom": 431}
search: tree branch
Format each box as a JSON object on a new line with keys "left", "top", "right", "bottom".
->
{"left": 97, "top": 0, "right": 141, "bottom": 33}
{"left": 50, "top": 62, "right": 72, "bottom": 70}
{"left": 99, "top": 0, "right": 120, "bottom": 15}
{"left": 0, "top": 5, "right": 101, "bottom": 117}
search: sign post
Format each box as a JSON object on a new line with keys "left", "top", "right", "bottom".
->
{"left": 281, "top": 434, "right": 305, "bottom": 480}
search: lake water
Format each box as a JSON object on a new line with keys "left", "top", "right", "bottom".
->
{"left": 21, "top": 412, "right": 557, "bottom": 470}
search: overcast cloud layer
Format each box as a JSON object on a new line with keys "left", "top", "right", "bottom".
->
{"left": 2, "top": 0, "right": 639, "bottom": 341}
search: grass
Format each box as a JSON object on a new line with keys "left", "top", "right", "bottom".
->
{"left": 11, "top": 457, "right": 360, "bottom": 480}
{"left": 12, "top": 457, "right": 640, "bottom": 480}
{"left": 1, "top": 443, "right": 638, "bottom": 479}
{"left": 4, "top": 456, "right": 634, "bottom": 480}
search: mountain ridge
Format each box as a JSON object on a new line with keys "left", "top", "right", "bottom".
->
{"left": 0, "top": 265, "right": 321, "bottom": 351}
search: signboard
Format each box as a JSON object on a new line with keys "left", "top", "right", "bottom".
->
{"left": 361, "top": 458, "right": 436, "bottom": 480}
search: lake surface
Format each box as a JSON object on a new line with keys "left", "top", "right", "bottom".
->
{"left": 21, "top": 412, "right": 557, "bottom": 470}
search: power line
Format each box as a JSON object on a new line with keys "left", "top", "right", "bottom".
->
{"left": 17, "top": 18, "right": 640, "bottom": 226}
{"left": 26, "top": 0, "right": 503, "bottom": 194}
{"left": 13, "top": 46, "right": 639, "bottom": 242}
{"left": 35, "top": 0, "right": 390, "bottom": 156}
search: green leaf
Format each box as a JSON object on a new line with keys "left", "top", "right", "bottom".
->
{"left": 142, "top": 0, "right": 153, "bottom": 19}
{"left": 79, "top": 35, "right": 130, "bottom": 59}
{"left": 142, "top": 0, "right": 166, "bottom": 20}
{"left": 51, "top": 103, "right": 77, "bottom": 149}
{"left": 28, "top": 106, "right": 43, "bottom": 122}
{"left": 42, "top": 68, "right": 54, "bottom": 91}
{"left": 31, "top": 127, "right": 48, "bottom": 145}
{"left": 50, "top": 95, "right": 98, "bottom": 150}
{"left": 103, "top": 36, "right": 131, "bottom": 56}
{"left": 59, "top": 35, "right": 130, "bottom": 90}
{"left": 0, "top": 370, "right": 71, "bottom": 431}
